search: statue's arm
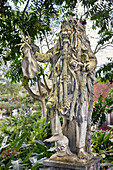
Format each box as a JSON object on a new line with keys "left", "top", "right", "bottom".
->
{"left": 34, "top": 41, "right": 60, "bottom": 63}
{"left": 34, "top": 52, "right": 52, "bottom": 63}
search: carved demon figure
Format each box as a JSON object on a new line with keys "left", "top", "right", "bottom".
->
{"left": 22, "top": 16, "right": 97, "bottom": 161}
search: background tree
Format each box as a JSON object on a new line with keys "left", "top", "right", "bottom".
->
{"left": 0, "top": 0, "right": 112, "bottom": 116}
{"left": 92, "top": 89, "right": 113, "bottom": 128}
{"left": 96, "top": 58, "right": 113, "bottom": 83}
{"left": 4, "top": 83, "right": 22, "bottom": 97}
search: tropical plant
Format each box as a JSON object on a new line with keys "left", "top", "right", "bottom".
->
{"left": 96, "top": 58, "right": 113, "bottom": 84}
{"left": 91, "top": 128, "right": 113, "bottom": 169}
{"left": 0, "top": 112, "right": 53, "bottom": 169}
{"left": 92, "top": 88, "right": 113, "bottom": 128}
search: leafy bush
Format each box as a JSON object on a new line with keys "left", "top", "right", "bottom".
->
{"left": 0, "top": 112, "right": 54, "bottom": 169}
{"left": 96, "top": 58, "right": 113, "bottom": 84}
{"left": 92, "top": 89, "right": 113, "bottom": 128}
{"left": 91, "top": 128, "right": 113, "bottom": 169}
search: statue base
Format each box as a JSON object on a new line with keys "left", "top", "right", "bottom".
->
{"left": 43, "top": 154, "right": 102, "bottom": 170}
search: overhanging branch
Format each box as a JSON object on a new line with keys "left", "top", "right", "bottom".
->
{"left": 22, "top": 0, "right": 30, "bottom": 37}
{"left": 94, "top": 42, "right": 113, "bottom": 54}
{"left": 43, "top": 75, "right": 51, "bottom": 95}
{"left": 24, "top": 84, "right": 42, "bottom": 102}
{"left": 37, "top": 79, "right": 43, "bottom": 96}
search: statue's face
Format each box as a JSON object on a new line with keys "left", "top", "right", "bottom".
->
{"left": 60, "top": 19, "right": 77, "bottom": 47}
{"left": 62, "top": 24, "right": 72, "bottom": 33}
{"left": 56, "top": 136, "right": 69, "bottom": 153}
{"left": 60, "top": 20, "right": 73, "bottom": 41}
{"left": 56, "top": 144, "right": 68, "bottom": 152}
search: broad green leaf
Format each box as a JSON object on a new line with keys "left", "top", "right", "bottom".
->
{"left": 31, "top": 162, "right": 39, "bottom": 170}
{"left": 23, "top": 146, "right": 37, "bottom": 163}
{"left": 15, "top": 134, "right": 28, "bottom": 150}
{"left": 97, "top": 132, "right": 106, "bottom": 143}
{"left": 5, "top": 136, "right": 21, "bottom": 150}
{"left": 103, "top": 128, "right": 113, "bottom": 146}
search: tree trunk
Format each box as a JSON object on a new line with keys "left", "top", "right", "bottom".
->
{"left": 41, "top": 98, "right": 47, "bottom": 117}
{"left": 10, "top": 109, "right": 12, "bottom": 118}
{"left": 24, "top": 84, "right": 47, "bottom": 117}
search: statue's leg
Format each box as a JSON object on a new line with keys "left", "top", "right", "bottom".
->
{"left": 45, "top": 110, "right": 63, "bottom": 142}
{"left": 46, "top": 94, "right": 62, "bottom": 137}
{"left": 50, "top": 109, "right": 57, "bottom": 135}
{"left": 76, "top": 122, "right": 87, "bottom": 157}
{"left": 75, "top": 73, "right": 94, "bottom": 160}
{"left": 62, "top": 118, "right": 77, "bottom": 153}
{"left": 86, "top": 76, "right": 94, "bottom": 153}
{"left": 76, "top": 109, "right": 94, "bottom": 160}
{"left": 75, "top": 72, "right": 87, "bottom": 156}
{"left": 45, "top": 110, "right": 73, "bottom": 157}
{"left": 76, "top": 101, "right": 88, "bottom": 158}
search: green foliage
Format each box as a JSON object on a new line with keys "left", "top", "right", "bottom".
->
{"left": 92, "top": 95, "right": 106, "bottom": 128}
{"left": 91, "top": 129, "right": 113, "bottom": 169}
{"left": 19, "top": 93, "right": 36, "bottom": 105}
{"left": 0, "top": 0, "right": 57, "bottom": 83}
{"left": 2, "top": 83, "right": 22, "bottom": 98}
{"left": 5, "top": 60, "right": 23, "bottom": 83}
{"left": 0, "top": 0, "right": 112, "bottom": 84}
{"left": 96, "top": 58, "right": 113, "bottom": 83}
{"left": 0, "top": 101, "right": 20, "bottom": 111}
{"left": 0, "top": 112, "right": 53, "bottom": 169}
{"left": 83, "top": 0, "right": 113, "bottom": 46}
{"left": 91, "top": 129, "right": 113, "bottom": 152}
{"left": 92, "top": 88, "right": 113, "bottom": 128}
{"left": 0, "top": 112, "right": 50, "bottom": 142}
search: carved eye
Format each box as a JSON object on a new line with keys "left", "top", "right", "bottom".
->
{"left": 61, "top": 146, "right": 65, "bottom": 150}
{"left": 57, "top": 146, "right": 61, "bottom": 151}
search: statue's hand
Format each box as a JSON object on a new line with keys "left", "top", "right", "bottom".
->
{"left": 30, "top": 43, "right": 39, "bottom": 53}
{"left": 86, "top": 60, "right": 96, "bottom": 72}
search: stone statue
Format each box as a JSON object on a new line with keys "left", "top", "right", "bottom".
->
{"left": 22, "top": 16, "right": 97, "bottom": 162}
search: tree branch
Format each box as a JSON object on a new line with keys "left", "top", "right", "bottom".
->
{"left": 45, "top": 33, "right": 50, "bottom": 50}
{"left": 37, "top": 79, "right": 43, "bottom": 97}
{"left": 24, "top": 84, "right": 42, "bottom": 102}
{"left": 22, "top": 0, "right": 30, "bottom": 37}
{"left": 82, "top": 4, "right": 111, "bottom": 19}
{"left": 40, "top": 81, "right": 46, "bottom": 88}
{"left": 43, "top": 75, "right": 51, "bottom": 94}
{"left": 94, "top": 42, "right": 113, "bottom": 54}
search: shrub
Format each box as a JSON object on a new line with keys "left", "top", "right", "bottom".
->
{"left": 0, "top": 112, "right": 54, "bottom": 169}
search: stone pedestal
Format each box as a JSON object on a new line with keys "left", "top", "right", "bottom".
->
{"left": 43, "top": 156, "right": 102, "bottom": 170}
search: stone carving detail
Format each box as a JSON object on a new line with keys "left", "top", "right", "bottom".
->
{"left": 22, "top": 16, "right": 97, "bottom": 162}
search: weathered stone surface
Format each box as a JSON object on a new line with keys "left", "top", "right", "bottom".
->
{"left": 22, "top": 15, "right": 97, "bottom": 159}
{"left": 43, "top": 156, "right": 102, "bottom": 170}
